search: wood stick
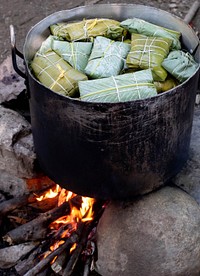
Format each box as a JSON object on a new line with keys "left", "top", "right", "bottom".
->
{"left": 0, "top": 184, "right": 57, "bottom": 217}
{"left": 34, "top": 267, "right": 49, "bottom": 276}
{"left": 3, "top": 196, "right": 81, "bottom": 244}
{"left": 23, "top": 222, "right": 84, "bottom": 276}
{"left": 83, "top": 241, "right": 96, "bottom": 276}
{"left": 29, "top": 196, "right": 58, "bottom": 212}
{"left": 83, "top": 257, "right": 93, "bottom": 276}
{"left": 0, "top": 194, "right": 36, "bottom": 217}
{"left": 62, "top": 222, "right": 92, "bottom": 276}
{"left": 184, "top": 0, "right": 200, "bottom": 23}
{"left": 15, "top": 244, "right": 42, "bottom": 275}
{"left": 51, "top": 250, "right": 68, "bottom": 274}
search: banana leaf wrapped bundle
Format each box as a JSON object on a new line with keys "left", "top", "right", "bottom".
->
{"left": 154, "top": 76, "right": 179, "bottom": 93}
{"left": 37, "top": 35, "right": 93, "bottom": 73}
{"left": 162, "top": 50, "right": 199, "bottom": 83}
{"left": 52, "top": 40, "right": 93, "bottom": 72}
{"left": 79, "top": 69, "right": 157, "bottom": 103}
{"left": 50, "top": 18, "right": 126, "bottom": 41}
{"left": 37, "top": 35, "right": 54, "bottom": 54}
{"left": 120, "top": 18, "right": 181, "bottom": 50}
{"left": 31, "top": 50, "right": 87, "bottom": 97}
{"left": 84, "top": 36, "right": 131, "bottom": 79}
{"left": 126, "top": 34, "right": 172, "bottom": 81}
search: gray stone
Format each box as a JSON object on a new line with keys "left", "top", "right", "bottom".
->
{"left": 0, "top": 56, "right": 25, "bottom": 104}
{"left": 174, "top": 106, "right": 200, "bottom": 204}
{"left": 0, "top": 106, "right": 36, "bottom": 178}
{"left": 96, "top": 186, "right": 200, "bottom": 276}
{"left": 0, "top": 169, "right": 29, "bottom": 197}
{"left": 169, "top": 3, "right": 177, "bottom": 8}
{"left": 0, "top": 192, "right": 6, "bottom": 203}
{"left": 0, "top": 169, "right": 56, "bottom": 197}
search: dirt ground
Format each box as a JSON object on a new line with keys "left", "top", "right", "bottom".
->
{"left": 0, "top": 0, "right": 199, "bottom": 65}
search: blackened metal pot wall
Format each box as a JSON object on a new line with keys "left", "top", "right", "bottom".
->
{"left": 22, "top": 4, "right": 199, "bottom": 199}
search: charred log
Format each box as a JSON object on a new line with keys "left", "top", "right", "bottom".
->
{"left": 63, "top": 221, "right": 96, "bottom": 276}
{"left": 23, "top": 222, "right": 84, "bottom": 276}
{"left": 0, "top": 184, "right": 58, "bottom": 217}
{"left": 29, "top": 197, "right": 58, "bottom": 212}
{"left": 0, "top": 194, "right": 36, "bottom": 217}
{"left": 3, "top": 196, "right": 81, "bottom": 244}
{"left": 51, "top": 250, "right": 68, "bottom": 274}
{"left": 15, "top": 244, "right": 42, "bottom": 275}
{"left": 83, "top": 257, "right": 93, "bottom": 276}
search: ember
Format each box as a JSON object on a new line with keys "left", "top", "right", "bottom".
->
{"left": 0, "top": 181, "right": 104, "bottom": 276}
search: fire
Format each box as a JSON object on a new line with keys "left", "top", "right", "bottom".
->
{"left": 80, "top": 197, "right": 95, "bottom": 222}
{"left": 49, "top": 196, "right": 95, "bottom": 237}
{"left": 50, "top": 240, "right": 65, "bottom": 251}
{"left": 36, "top": 184, "right": 61, "bottom": 201}
{"left": 58, "top": 189, "right": 74, "bottom": 206}
{"left": 37, "top": 184, "right": 95, "bottom": 258}
{"left": 70, "top": 243, "right": 77, "bottom": 253}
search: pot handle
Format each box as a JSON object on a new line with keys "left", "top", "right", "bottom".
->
{"left": 10, "top": 25, "right": 26, "bottom": 79}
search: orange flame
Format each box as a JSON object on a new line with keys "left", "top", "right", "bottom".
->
{"left": 58, "top": 189, "right": 75, "bottom": 206}
{"left": 48, "top": 240, "right": 65, "bottom": 264}
{"left": 37, "top": 184, "right": 95, "bottom": 258}
{"left": 36, "top": 184, "right": 61, "bottom": 201}
{"left": 50, "top": 240, "right": 65, "bottom": 252}
{"left": 80, "top": 197, "right": 95, "bottom": 222}
{"left": 49, "top": 196, "right": 95, "bottom": 239}
{"left": 70, "top": 243, "right": 77, "bottom": 253}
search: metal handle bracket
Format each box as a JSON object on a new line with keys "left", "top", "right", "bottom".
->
{"left": 10, "top": 25, "right": 26, "bottom": 79}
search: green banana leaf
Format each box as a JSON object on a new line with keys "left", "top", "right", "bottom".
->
{"left": 52, "top": 40, "right": 93, "bottom": 72}
{"left": 154, "top": 76, "right": 179, "bottom": 93}
{"left": 120, "top": 18, "right": 181, "bottom": 50}
{"left": 36, "top": 35, "right": 93, "bottom": 73}
{"left": 126, "top": 34, "right": 172, "bottom": 81}
{"left": 84, "top": 36, "right": 131, "bottom": 79}
{"left": 50, "top": 18, "right": 126, "bottom": 41}
{"left": 79, "top": 69, "right": 157, "bottom": 103}
{"left": 31, "top": 50, "right": 87, "bottom": 97}
{"left": 162, "top": 50, "right": 199, "bottom": 83}
{"left": 37, "top": 35, "right": 54, "bottom": 54}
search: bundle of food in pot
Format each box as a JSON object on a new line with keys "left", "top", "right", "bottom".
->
{"left": 31, "top": 17, "right": 199, "bottom": 103}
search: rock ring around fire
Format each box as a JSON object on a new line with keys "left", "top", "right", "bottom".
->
{"left": 96, "top": 186, "right": 200, "bottom": 276}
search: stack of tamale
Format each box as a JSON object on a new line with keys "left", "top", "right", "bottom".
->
{"left": 30, "top": 17, "right": 199, "bottom": 103}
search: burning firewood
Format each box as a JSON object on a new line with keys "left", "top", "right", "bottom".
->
{"left": 23, "top": 222, "right": 85, "bottom": 276}
{"left": 62, "top": 222, "right": 93, "bottom": 276}
{"left": 0, "top": 183, "right": 58, "bottom": 218}
{"left": 51, "top": 249, "right": 68, "bottom": 274}
{"left": 0, "top": 180, "right": 104, "bottom": 275}
{"left": 30, "top": 184, "right": 61, "bottom": 212}
{"left": 3, "top": 195, "right": 81, "bottom": 244}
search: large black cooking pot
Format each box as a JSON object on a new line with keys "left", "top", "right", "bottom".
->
{"left": 11, "top": 4, "right": 200, "bottom": 199}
